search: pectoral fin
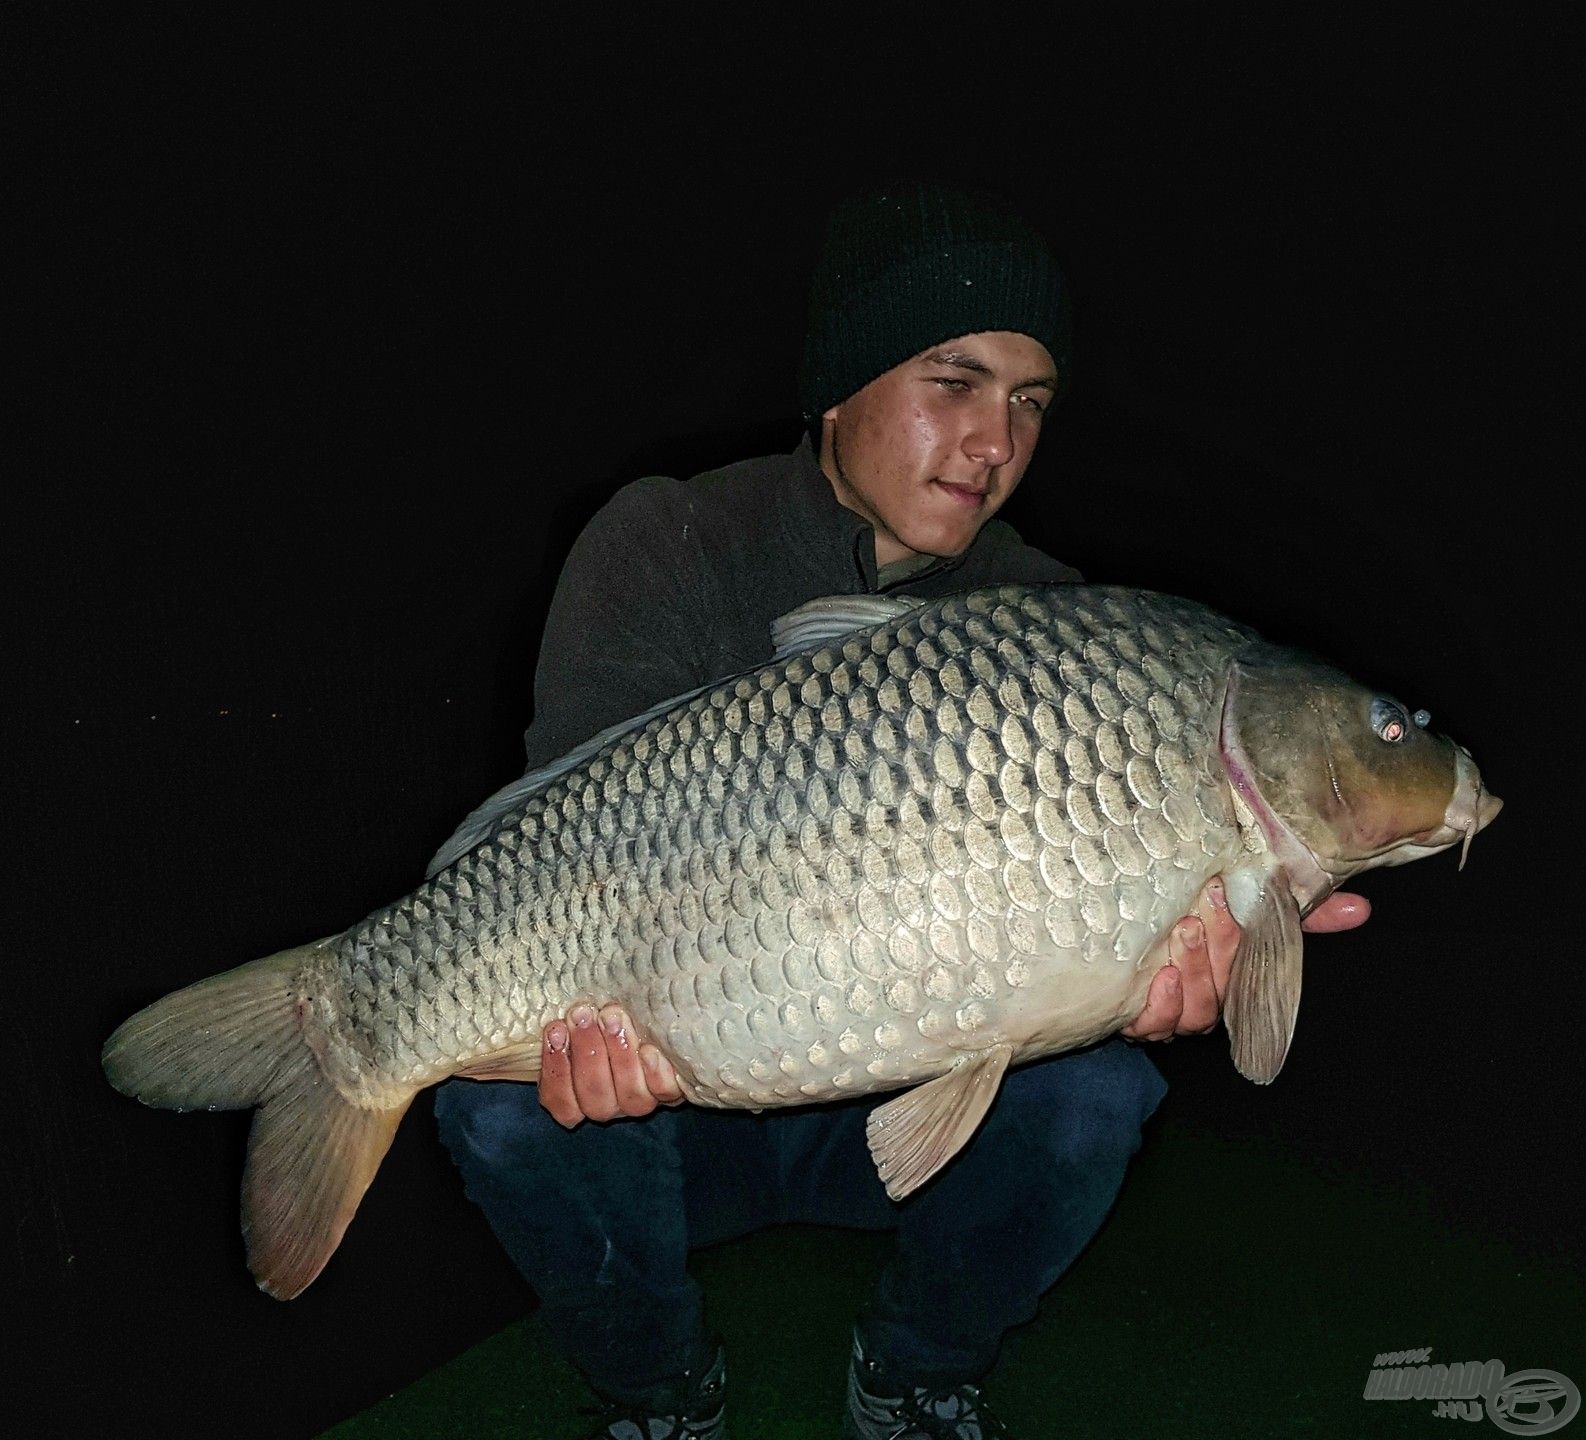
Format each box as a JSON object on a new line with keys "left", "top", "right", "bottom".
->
{"left": 864, "top": 1043, "right": 1014, "bottom": 1200}
{"left": 1225, "top": 881, "right": 1304, "bottom": 1084}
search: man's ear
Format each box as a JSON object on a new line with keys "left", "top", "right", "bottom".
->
{"left": 815, "top": 406, "right": 840, "bottom": 465}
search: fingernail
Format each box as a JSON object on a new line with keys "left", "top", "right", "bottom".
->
{"left": 1177, "top": 920, "right": 1199, "bottom": 947}
{"left": 602, "top": 1011, "right": 626, "bottom": 1044}
{"left": 548, "top": 1024, "right": 569, "bottom": 1054}
{"left": 1208, "top": 880, "right": 1226, "bottom": 909}
{"left": 570, "top": 1005, "right": 594, "bottom": 1028}
{"left": 642, "top": 1049, "right": 660, "bottom": 1071}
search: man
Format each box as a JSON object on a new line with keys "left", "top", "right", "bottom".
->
{"left": 433, "top": 182, "right": 1366, "bottom": 1440}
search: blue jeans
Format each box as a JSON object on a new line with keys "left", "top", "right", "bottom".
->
{"left": 433, "top": 1039, "right": 1166, "bottom": 1403}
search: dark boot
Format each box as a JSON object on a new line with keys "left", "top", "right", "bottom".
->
{"left": 842, "top": 1331, "right": 1013, "bottom": 1440}
{"left": 579, "top": 1336, "right": 728, "bottom": 1440}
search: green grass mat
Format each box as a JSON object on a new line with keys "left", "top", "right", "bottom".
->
{"left": 321, "top": 1124, "right": 1582, "bottom": 1438}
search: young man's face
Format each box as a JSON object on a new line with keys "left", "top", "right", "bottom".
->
{"left": 819, "top": 330, "right": 1058, "bottom": 567}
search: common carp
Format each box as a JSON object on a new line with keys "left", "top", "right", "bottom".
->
{"left": 103, "top": 584, "right": 1500, "bottom": 1298}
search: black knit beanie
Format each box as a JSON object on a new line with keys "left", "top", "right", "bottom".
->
{"left": 798, "top": 180, "right": 1072, "bottom": 426}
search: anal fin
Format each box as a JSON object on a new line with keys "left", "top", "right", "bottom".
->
{"left": 865, "top": 1043, "right": 1013, "bottom": 1200}
{"left": 1225, "top": 880, "right": 1305, "bottom": 1084}
{"left": 455, "top": 1041, "right": 543, "bottom": 1083}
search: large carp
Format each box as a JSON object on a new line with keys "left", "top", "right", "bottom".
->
{"left": 104, "top": 584, "right": 1500, "bottom": 1298}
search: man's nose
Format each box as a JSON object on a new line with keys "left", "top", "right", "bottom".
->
{"left": 963, "top": 401, "right": 1014, "bottom": 467}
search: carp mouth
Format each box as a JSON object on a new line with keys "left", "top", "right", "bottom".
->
{"left": 1368, "top": 746, "right": 1504, "bottom": 872}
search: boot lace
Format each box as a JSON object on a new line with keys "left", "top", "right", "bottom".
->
{"left": 883, "top": 1380, "right": 1009, "bottom": 1440}
{"left": 577, "top": 1368, "right": 724, "bottom": 1440}
{"left": 577, "top": 1400, "right": 705, "bottom": 1438}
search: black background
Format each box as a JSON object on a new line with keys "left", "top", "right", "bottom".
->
{"left": 7, "top": 12, "right": 1580, "bottom": 1438}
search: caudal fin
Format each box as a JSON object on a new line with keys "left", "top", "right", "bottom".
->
{"left": 102, "top": 943, "right": 411, "bottom": 1299}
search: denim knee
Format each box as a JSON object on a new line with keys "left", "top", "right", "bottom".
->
{"left": 861, "top": 1041, "right": 1166, "bottom": 1385}
{"left": 433, "top": 1075, "right": 560, "bottom": 1177}
{"left": 432, "top": 1077, "right": 693, "bottom": 1298}
{"left": 433, "top": 1086, "right": 706, "bottom": 1398}
{"left": 992, "top": 1038, "right": 1168, "bottom": 1166}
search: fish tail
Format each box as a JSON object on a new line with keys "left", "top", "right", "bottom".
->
{"left": 102, "top": 944, "right": 411, "bottom": 1299}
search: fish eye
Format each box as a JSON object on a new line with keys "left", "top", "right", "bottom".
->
{"left": 1370, "top": 698, "right": 1410, "bottom": 743}
{"left": 1413, "top": 709, "right": 1431, "bottom": 729}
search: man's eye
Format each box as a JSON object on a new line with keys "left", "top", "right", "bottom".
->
{"left": 1013, "top": 393, "right": 1046, "bottom": 414}
{"left": 934, "top": 377, "right": 970, "bottom": 393}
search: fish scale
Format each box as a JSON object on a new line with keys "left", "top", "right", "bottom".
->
{"left": 309, "top": 585, "right": 1251, "bottom": 1110}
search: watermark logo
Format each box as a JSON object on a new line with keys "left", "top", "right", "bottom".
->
{"left": 1363, "top": 1348, "right": 1578, "bottom": 1433}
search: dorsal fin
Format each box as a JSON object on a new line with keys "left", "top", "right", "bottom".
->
{"left": 768, "top": 593, "right": 923, "bottom": 661}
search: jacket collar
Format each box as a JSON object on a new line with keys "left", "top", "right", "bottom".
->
{"left": 779, "top": 435, "right": 968, "bottom": 595}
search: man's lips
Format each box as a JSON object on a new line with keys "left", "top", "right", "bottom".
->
{"left": 932, "top": 479, "right": 989, "bottom": 507}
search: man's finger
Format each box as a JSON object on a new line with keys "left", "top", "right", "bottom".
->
{"left": 639, "top": 1044, "right": 686, "bottom": 1105}
{"left": 1122, "top": 964, "right": 1182, "bottom": 1041}
{"left": 1301, "top": 891, "right": 1372, "bottom": 933}
{"left": 1170, "top": 916, "right": 1220, "bottom": 1034}
{"left": 1195, "top": 878, "right": 1240, "bottom": 1006}
{"left": 538, "top": 1021, "right": 585, "bottom": 1129}
{"left": 599, "top": 1005, "right": 658, "bottom": 1118}
{"left": 566, "top": 1003, "right": 621, "bottom": 1122}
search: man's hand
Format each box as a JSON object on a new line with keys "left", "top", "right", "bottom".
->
{"left": 1122, "top": 882, "right": 1371, "bottom": 1042}
{"left": 538, "top": 1002, "right": 685, "bottom": 1129}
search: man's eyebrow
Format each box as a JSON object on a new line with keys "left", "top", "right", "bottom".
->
{"left": 921, "top": 349, "right": 994, "bottom": 376}
{"left": 920, "top": 349, "right": 1058, "bottom": 390}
